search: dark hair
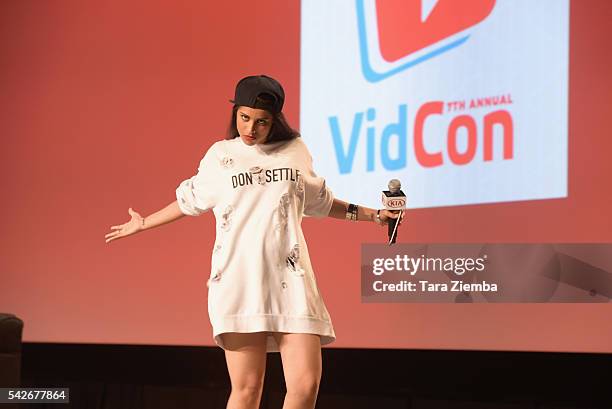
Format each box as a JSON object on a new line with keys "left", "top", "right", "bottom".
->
{"left": 226, "top": 101, "right": 300, "bottom": 144}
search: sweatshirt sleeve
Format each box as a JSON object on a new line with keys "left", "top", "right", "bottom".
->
{"left": 176, "top": 144, "right": 219, "bottom": 216}
{"left": 301, "top": 141, "right": 334, "bottom": 218}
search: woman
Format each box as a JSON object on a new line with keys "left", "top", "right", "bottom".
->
{"left": 105, "top": 75, "right": 402, "bottom": 409}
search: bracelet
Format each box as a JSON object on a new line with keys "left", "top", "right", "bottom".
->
{"left": 346, "top": 204, "right": 358, "bottom": 222}
{"left": 141, "top": 217, "right": 146, "bottom": 229}
{"left": 375, "top": 209, "right": 381, "bottom": 224}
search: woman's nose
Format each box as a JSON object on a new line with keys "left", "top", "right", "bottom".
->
{"left": 247, "top": 122, "right": 256, "bottom": 135}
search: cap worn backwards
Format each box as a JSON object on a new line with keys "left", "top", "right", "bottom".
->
{"left": 230, "top": 75, "right": 285, "bottom": 114}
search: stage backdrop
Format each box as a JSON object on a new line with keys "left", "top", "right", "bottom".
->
{"left": 1, "top": 0, "right": 611, "bottom": 353}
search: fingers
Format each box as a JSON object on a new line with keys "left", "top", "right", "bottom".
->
{"left": 105, "top": 233, "right": 121, "bottom": 243}
{"left": 109, "top": 223, "right": 126, "bottom": 233}
{"left": 106, "top": 209, "right": 136, "bottom": 244}
{"left": 105, "top": 229, "right": 122, "bottom": 238}
{"left": 105, "top": 223, "right": 126, "bottom": 243}
{"left": 105, "top": 229, "right": 122, "bottom": 240}
{"left": 378, "top": 210, "right": 405, "bottom": 226}
{"left": 105, "top": 226, "right": 127, "bottom": 242}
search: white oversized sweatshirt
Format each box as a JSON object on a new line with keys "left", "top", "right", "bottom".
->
{"left": 176, "top": 136, "right": 335, "bottom": 352}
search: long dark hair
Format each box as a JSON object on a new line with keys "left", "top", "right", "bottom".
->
{"left": 226, "top": 105, "right": 300, "bottom": 144}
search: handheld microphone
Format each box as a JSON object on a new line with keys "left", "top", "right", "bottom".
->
{"left": 381, "top": 179, "right": 406, "bottom": 245}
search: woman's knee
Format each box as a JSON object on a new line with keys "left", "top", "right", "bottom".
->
{"left": 230, "top": 381, "right": 264, "bottom": 401}
{"left": 286, "top": 376, "right": 320, "bottom": 401}
{"left": 229, "top": 368, "right": 266, "bottom": 394}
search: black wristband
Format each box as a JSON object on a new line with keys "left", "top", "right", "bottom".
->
{"left": 346, "top": 203, "right": 358, "bottom": 222}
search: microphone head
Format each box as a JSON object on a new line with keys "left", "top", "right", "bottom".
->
{"left": 388, "top": 179, "right": 401, "bottom": 193}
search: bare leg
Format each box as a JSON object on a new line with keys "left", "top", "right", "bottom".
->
{"left": 222, "top": 332, "right": 268, "bottom": 409}
{"left": 272, "top": 332, "right": 322, "bottom": 409}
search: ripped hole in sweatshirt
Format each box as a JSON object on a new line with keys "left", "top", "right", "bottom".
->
{"left": 220, "top": 205, "right": 234, "bottom": 232}
{"left": 207, "top": 271, "right": 222, "bottom": 288}
{"left": 221, "top": 157, "right": 234, "bottom": 168}
{"left": 279, "top": 193, "right": 291, "bottom": 219}
{"left": 317, "top": 180, "right": 327, "bottom": 199}
{"left": 250, "top": 166, "right": 266, "bottom": 185}
{"left": 286, "top": 244, "right": 304, "bottom": 276}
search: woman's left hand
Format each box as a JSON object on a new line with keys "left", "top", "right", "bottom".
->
{"left": 376, "top": 209, "right": 404, "bottom": 226}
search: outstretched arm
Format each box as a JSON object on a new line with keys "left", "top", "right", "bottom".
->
{"left": 140, "top": 200, "right": 185, "bottom": 230}
{"left": 105, "top": 200, "right": 185, "bottom": 243}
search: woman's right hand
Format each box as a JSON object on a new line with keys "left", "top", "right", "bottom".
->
{"left": 105, "top": 207, "right": 144, "bottom": 243}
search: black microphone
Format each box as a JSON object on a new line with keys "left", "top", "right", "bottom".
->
{"left": 381, "top": 179, "right": 406, "bottom": 245}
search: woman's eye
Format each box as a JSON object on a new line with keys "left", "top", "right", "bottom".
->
{"left": 257, "top": 120, "right": 268, "bottom": 125}
{"left": 240, "top": 114, "right": 249, "bottom": 121}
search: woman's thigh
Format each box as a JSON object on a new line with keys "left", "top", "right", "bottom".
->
{"left": 222, "top": 332, "right": 268, "bottom": 389}
{"left": 271, "top": 332, "right": 322, "bottom": 388}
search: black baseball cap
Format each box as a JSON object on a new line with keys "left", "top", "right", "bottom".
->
{"left": 230, "top": 75, "right": 285, "bottom": 114}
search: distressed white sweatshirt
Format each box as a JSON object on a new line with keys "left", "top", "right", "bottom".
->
{"left": 176, "top": 136, "right": 335, "bottom": 352}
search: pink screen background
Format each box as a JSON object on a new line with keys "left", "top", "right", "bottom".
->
{"left": 1, "top": 1, "right": 611, "bottom": 353}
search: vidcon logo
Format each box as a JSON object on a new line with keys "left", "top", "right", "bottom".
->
{"left": 357, "top": 0, "right": 496, "bottom": 82}
{"left": 301, "top": 0, "right": 568, "bottom": 208}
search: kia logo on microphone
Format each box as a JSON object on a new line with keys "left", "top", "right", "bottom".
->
{"left": 388, "top": 199, "right": 406, "bottom": 208}
{"left": 357, "top": 0, "right": 497, "bottom": 82}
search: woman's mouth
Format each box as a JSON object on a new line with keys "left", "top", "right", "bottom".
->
{"left": 244, "top": 134, "right": 256, "bottom": 141}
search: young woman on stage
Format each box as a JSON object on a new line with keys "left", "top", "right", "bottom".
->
{"left": 105, "top": 75, "right": 401, "bottom": 409}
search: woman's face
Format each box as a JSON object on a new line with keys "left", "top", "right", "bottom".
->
{"left": 236, "top": 106, "right": 273, "bottom": 145}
